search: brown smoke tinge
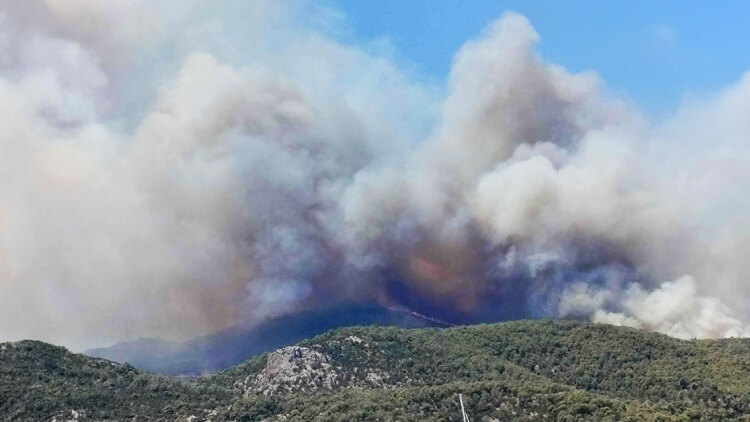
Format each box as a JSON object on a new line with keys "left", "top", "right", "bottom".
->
{"left": 406, "top": 253, "right": 479, "bottom": 312}
{"left": 0, "top": 1, "right": 749, "bottom": 350}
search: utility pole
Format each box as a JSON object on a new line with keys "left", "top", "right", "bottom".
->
{"left": 459, "top": 393, "right": 469, "bottom": 422}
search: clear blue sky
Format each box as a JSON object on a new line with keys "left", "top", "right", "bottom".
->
{"left": 331, "top": 1, "right": 750, "bottom": 118}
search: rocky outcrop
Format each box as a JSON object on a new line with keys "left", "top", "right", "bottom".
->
{"left": 241, "top": 346, "right": 345, "bottom": 395}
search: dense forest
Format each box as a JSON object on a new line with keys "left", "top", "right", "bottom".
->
{"left": 2, "top": 320, "right": 749, "bottom": 421}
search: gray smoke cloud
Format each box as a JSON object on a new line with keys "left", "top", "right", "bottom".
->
{"left": 0, "top": 1, "right": 748, "bottom": 350}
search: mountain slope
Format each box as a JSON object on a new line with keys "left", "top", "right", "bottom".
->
{"left": 217, "top": 320, "right": 750, "bottom": 421}
{"left": 0, "top": 340, "right": 236, "bottom": 421}
{"left": 85, "top": 304, "right": 447, "bottom": 375}
{"left": 3, "top": 320, "right": 750, "bottom": 421}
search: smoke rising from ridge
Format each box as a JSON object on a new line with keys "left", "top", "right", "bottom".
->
{"left": 0, "top": 1, "right": 749, "bottom": 350}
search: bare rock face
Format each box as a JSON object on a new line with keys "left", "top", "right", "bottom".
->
{"left": 242, "top": 347, "right": 345, "bottom": 395}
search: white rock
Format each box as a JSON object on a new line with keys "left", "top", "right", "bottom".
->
{"left": 243, "top": 347, "right": 344, "bottom": 395}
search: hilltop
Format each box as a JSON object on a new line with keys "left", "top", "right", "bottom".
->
{"left": 2, "top": 320, "right": 749, "bottom": 421}
{"left": 85, "top": 304, "right": 447, "bottom": 375}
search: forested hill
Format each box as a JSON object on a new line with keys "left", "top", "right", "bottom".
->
{"left": 85, "top": 304, "right": 447, "bottom": 375}
{"left": 2, "top": 320, "right": 749, "bottom": 421}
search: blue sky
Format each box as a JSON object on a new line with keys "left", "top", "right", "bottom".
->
{"left": 331, "top": 1, "right": 750, "bottom": 118}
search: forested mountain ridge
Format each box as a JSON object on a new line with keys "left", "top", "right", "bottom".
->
{"left": 85, "top": 304, "right": 447, "bottom": 375}
{"left": 2, "top": 320, "right": 749, "bottom": 421}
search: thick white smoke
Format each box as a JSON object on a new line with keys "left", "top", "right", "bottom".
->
{"left": 0, "top": 1, "right": 748, "bottom": 350}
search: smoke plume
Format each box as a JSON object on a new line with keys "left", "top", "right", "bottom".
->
{"left": 1, "top": 1, "right": 749, "bottom": 350}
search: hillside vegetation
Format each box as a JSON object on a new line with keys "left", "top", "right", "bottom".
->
{"left": 85, "top": 304, "right": 445, "bottom": 375}
{"left": 2, "top": 320, "right": 749, "bottom": 421}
